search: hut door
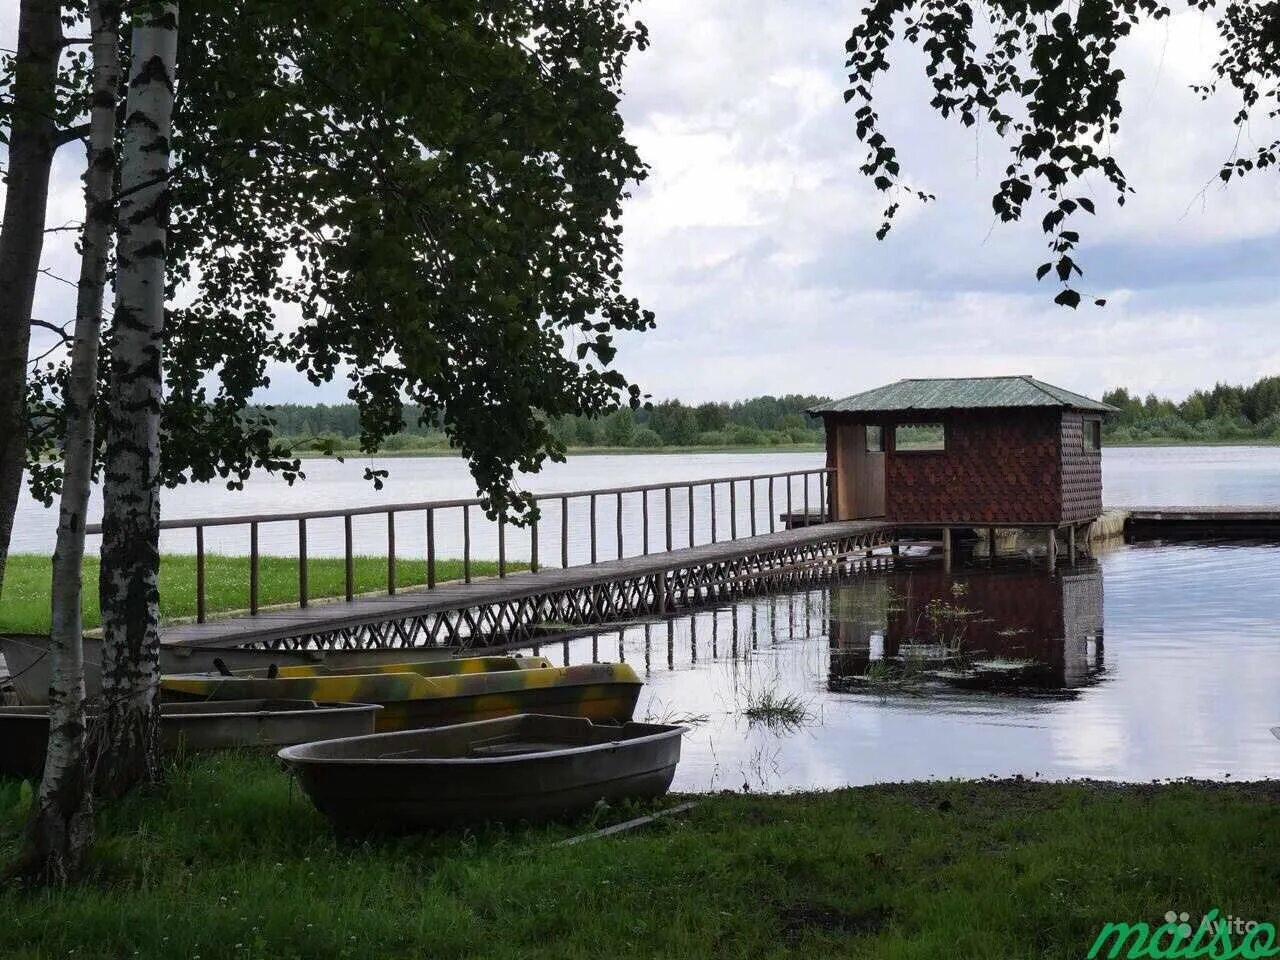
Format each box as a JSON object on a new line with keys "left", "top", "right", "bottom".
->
{"left": 836, "top": 424, "right": 886, "bottom": 520}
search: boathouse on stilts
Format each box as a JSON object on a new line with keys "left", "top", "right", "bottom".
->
{"left": 808, "top": 376, "right": 1118, "bottom": 568}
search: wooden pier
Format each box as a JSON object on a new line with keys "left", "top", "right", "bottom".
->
{"left": 73, "top": 448, "right": 1278, "bottom": 659}
{"left": 159, "top": 519, "right": 893, "bottom": 651}
{"left": 105, "top": 466, "right": 891, "bottom": 653}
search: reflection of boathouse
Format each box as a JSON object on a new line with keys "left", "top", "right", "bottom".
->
{"left": 828, "top": 564, "right": 1104, "bottom": 692}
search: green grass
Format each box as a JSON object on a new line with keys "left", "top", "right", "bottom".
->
{"left": 1, "top": 755, "right": 1278, "bottom": 958}
{"left": 1, "top": 554, "right": 515, "bottom": 635}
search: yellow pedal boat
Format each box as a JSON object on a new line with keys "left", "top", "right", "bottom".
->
{"left": 161, "top": 655, "right": 643, "bottom": 731}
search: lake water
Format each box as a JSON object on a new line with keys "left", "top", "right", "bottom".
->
{"left": 10, "top": 445, "right": 1280, "bottom": 559}
{"left": 7, "top": 446, "right": 1280, "bottom": 788}
{"left": 526, "top": 539, "right": 1280, "bottom": 791}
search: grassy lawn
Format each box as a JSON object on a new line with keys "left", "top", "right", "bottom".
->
{"left": 1, "top": 755, "right": 1277, "bottom": 959}
{"left": 1, "top": 554, "right": 513, "bottom": 635}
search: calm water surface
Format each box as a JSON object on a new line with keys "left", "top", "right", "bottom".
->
{"left": 10, "top": 445, "right": 1280, "bottom": 557}
{"left": 8, "top": 446, "right": 1280, "bottom": 789}
{"left": 527, "top": 540, "right": 1280, "bottom": 791}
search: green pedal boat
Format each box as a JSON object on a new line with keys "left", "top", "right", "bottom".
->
{"left": 162, "top": 655, "right": 643, "bottom": 731}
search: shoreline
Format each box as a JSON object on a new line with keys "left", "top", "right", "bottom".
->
{"left": 296, "top": 439, "right": 1278, "bottom": 458}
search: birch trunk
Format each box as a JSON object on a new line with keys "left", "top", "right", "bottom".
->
{"left": 15, "top": 0, "right": 122, "bottom": 886}
{"left": 0, "top": 0, "right": 62, "bottom": 597}
{"left": 97, "top": 1, "right": 178, "bottom": 798}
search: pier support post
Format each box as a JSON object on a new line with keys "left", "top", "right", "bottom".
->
{"left": 942, "top": 527, "right": 952, "bottom": 572}
{"left": 1068, "top": 525, "right": 1076, "bottom": 565}
{"left": 1046, "top": 527, "right": 1057, "bottom": 570}
{"left": 987, "top": 526, "right": 995, "bottom": 565}
{"left": 655, "top": 573, "right": 668, "bottom": 614}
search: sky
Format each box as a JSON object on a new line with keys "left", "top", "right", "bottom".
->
{"left": 10, "top": 0, "right": 1280, "bottom": 407}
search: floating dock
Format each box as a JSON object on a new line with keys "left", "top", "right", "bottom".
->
{"left": 1122, "top": 506, "right": 1280, "bottom": 538}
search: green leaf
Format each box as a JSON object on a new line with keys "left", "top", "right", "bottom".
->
{"left": 1054, "top": 288, "right": 1082, "bottom": 309}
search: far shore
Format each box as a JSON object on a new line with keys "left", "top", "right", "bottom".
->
{"left": 293, "top": 438, "right": 1280, "bottom": 459}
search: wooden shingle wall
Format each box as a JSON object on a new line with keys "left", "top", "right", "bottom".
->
{"left": 883, "top": 409, "right": 1063, "bottom": 525}
{"left": 1059, "top": 412, "right": 1104, "bottom": 522}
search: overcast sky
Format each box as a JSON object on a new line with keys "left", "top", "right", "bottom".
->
{"left": 12, "top": 1, "right": 1280, "bottom": 406}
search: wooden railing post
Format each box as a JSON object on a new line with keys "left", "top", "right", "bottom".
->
{"left": 497, "top": 510, "right": 507, "bottom": 578}
{"left": 769, "top": 476, "right": 775, "bottom": 533}
{"left": 426, "top": 508, "right": 436, "bottom": 588}
{"left": 616, "top": 492, "right": 624, "bottom": 558}
{"left": 729, "top": 481, "right": 737, "bottom": 540}
{"left": 195, "top": 525, "right": 206, "bottom": 624}
{"left": 387, "top": 511, "right": 397, "bottom": 594}
{"left": 642, "top": 490, "right": 649, "bottom": 555}
{"left": 249, "top": 521, "right": 260, "bottom": 615}
{"left": 298, "top": 518, "right": 308, "bottom": 608}
{"left": 344, "top": 514, "right": 354, "bottom": 601}
{"left": 664, "top": 486, "right": 673, "bottom": 552}
{"left": 687, "top": 484, "right": 694, "bottom": 547}
{"left": 749, "top": 479, "right": 757, "bottom": 537}
{"left": 530, "top": 511, "right": 539, "bottom": 573}
{"left": 590, "top": 493, "right": 598, "bottom": 564}
{"left": 463, "top": 504, "right": 471, "bottom": 583}
{"left": 561, "top": 496, "right": 569, "bottom": 568}
{"left": 710, "top": 482, "right": 717, "bottom": 542}
{"left": 803, "top": 473, "right": 810, "bottom": 527}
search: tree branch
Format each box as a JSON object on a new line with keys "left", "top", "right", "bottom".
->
{"left": 55, "top": 122, "right": 92, "bottom": 147}
{"left": 38, "top": 267, "right": 79, "bottom": 289}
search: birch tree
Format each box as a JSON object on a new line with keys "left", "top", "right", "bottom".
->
{"left": 96, "top": 0, "right": 178, "bottom": 797}
{"left": 0, "top": 0, "right": 65, "bottom": 596}
{"left": 15, "top": 0, "right": 121, "bottom": 885}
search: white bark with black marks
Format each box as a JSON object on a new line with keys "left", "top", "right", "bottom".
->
{"left": 98, "top": 1, "right": 178, "bottom": 798}
{"left": 17, "top": 0, "right": 123, "bottom": 886}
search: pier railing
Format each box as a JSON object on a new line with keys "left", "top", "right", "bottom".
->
{"left": 84, "top": 468, "right": 833, "bottom": 623}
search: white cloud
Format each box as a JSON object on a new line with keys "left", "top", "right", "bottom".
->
{"left": 8, "top": 2, "right": 1280, "bottom": 407}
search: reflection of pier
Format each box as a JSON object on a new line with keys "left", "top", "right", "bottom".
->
{"left": 828, "top": 562, "right": 1105, "bottom": 691}
{"left": 524, "top": 588, "right": 833, "bottom": 673}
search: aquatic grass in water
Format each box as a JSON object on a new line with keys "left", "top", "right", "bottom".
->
{"left": 741, "top": 688, "right": 813, "bottom": 729}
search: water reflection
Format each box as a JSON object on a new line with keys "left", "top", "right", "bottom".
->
{"left": 827, "top": 563, "right": 1105, "bottom": 695}
{"left": 522, "top": 542, "right": 1280, "bottom": 792}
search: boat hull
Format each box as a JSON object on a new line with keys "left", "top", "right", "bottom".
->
{"left": 1, "top": 633, "right": 461, "bottom": 706}
{"left": 162, "top": 661, "right": 642, "bottom": 731}
{"left": 279, "top": 714, "right": 684, "bottom": 833}
{"left": 0, "top": 700, "right": 381, "bottom": 781}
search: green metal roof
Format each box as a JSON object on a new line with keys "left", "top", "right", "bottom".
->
{"left": 808, "top": 376, "right": 1117, "bottom": 415}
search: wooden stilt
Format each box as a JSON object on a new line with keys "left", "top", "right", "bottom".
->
{"left": 942, "top": 527, "right": 952, "bottom": 571}
{"left": 1068, "top": 524, "right": 1076, "bottom": 565}
{"left": 1046, "top": 527, "right": 1057, "bottom": 570}
{"left": 987, "top": 526, "right": 996, "bottom": 564}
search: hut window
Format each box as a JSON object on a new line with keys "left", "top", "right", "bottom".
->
{"left": 865, "top": 426, "right": 883, "bottom": 452}
{"left": 1083, "top": 419, "right": 1101, "bottom": 451}
{"left": 894, "top": 423, "right": 945, "bottom": 452}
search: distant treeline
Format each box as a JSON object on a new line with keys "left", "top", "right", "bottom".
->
{"left": 1103, "top": 376, "right": 1280, "bottom": 443}
{"left": 249, "top": 395, "right": 830, "bottom": 452}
